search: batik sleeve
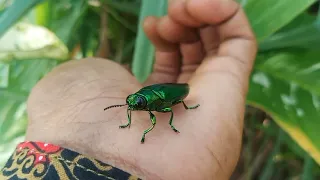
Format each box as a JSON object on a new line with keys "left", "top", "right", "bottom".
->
{"left": 0, "top": 141, "right": 141, "bottom": 180}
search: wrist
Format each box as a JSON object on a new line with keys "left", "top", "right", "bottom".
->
{"left": 25, "top": 122, "right": 150, "bottom": 178}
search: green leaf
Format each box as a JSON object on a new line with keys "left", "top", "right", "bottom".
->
{"left": 0, "top": 22, "right": 69, "bottom": 62}
{"left": 247, "top": 50, "right": 320, "bottom": 165}
{"left": 282, "top": 128, "right": 309, "bottom": 159}
{"left": 0, "top": 0, "right": 89, "bottom": 168}
{"left": 132, "top": 0, "right": 168, "bottom": 83}
{"left": 0, "top": 59, "right": 57, "bottom": 168}
{"left": 302, "top": 155, "right": 316, "bottom": 180}
{"left": 35, "top": 0, "right": 52, "bottom": 27}
{"left": 255, "top": 50, "right": 320, "bottom": 96}
{"left": 0, "top": 62, "right": 8, "bottom": 88}
{"left": 53, "top": 1, "right": 88, "bottom": 46}
{"left": 107, "top": 6, "right": 138, "bottom": 33}
{"left": 38, "top": 0, "right": 88, "bottom": 47}
{"left": 101, "top": 0, "right": 141, "bottom": 16}
{"left": 0, "top": 0, "right": 44, "bottom": 37}
{"left": 259, "top": 12, "right": 320, "bottom": 51}
{"left": 243, "top": 0, "right": 317, "bottom": 42}
{"left": 105, "top": 3, "right": 138, "bottom": 64}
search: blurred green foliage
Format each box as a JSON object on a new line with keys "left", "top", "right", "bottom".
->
{"left": 0, "top": 0, "right": 320, "bottom": 179}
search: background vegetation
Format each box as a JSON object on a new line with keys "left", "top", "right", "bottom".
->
{"left": 0, "top": 0, "right": 320, "bottom": 179}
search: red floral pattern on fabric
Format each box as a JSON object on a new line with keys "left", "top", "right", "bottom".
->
{"left": 16, "top": 141, "right": 62, "bottom": 165}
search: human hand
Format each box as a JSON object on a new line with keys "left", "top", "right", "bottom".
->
{"left": 25, "top": 0, "right": 257, "bottom": 179}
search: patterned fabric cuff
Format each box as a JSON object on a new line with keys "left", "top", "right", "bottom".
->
{"left": 0, "top": 141, "right": 141, "bottom": 180}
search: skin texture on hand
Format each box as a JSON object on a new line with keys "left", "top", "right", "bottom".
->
{"left": 25, "top": 0, "right": 257, "bottom": 179}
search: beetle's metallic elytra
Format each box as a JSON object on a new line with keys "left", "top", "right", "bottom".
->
{"left": 104, "top": 83, "right": 200, "bottom": 143}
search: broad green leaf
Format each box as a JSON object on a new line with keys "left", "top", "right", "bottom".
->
{"left": 0, "top": 0, "right": 44, "bottom": 37}
{"left": 282, "top": 127, "right": 309, "bottom": 159}
{"left": 132, "top": 0, "right": 168, "bottom": 83}
{"left": 247, "top": 54, "right": 320, "bottom": 165}
{"left": 243, "top": 0, "right": 317, "bottom": 42}
{"left": 255, "top": 50, "right": 320, "bottom": 96}
{"left": 0, "top": 22, "right": 69, "bottom": 62}
{"left": 259, "top": 12, "right": 320, "bottom": 51}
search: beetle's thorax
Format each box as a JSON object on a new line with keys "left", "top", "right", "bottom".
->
{"left": 126, "top": 94, "right": 147, "bottom": 110}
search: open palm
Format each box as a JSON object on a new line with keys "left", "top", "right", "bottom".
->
{"left": 25, "top": 0, "right": 257, "bottom": 179}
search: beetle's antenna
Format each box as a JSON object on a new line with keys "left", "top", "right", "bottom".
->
{"left": 104, "top": 104, "right": 127, "bottom": 111}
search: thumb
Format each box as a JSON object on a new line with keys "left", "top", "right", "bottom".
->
{"left": 184, "top": 1, "right": 257, "bottom": 174}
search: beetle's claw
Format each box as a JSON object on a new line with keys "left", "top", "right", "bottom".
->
{"left": 141, "top": 137, "right": 145, "bottom": 143}
{"left": 189, "top": 104, "right": 200, "bottom": 109}
{"left": 171, "top": 126, "right": 180, "bottom": 133}
{"left": 173, "top": 129, "right": 180, "bottom": 133}
{"left": 119, "top": 124, "right": 129, "bottom": 129}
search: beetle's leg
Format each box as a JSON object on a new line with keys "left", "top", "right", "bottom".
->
{"left": 181, "top": 101, "right": 200, "bottom": 109}
{"left": 119, "top": 109, "right": 131, "bottom": 128}
{"left": 160, "top": 108, "right": 180, "bottom": 133}
{"left": 141, "top": 111, "right": 156, "bottom": 143}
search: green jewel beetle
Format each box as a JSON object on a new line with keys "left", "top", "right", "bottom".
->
{"left": 104, "top": 83, "right": 200, "bottom": 143}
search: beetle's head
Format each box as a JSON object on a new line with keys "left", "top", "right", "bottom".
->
{"left": 126, "top": 94, "right": 147, "bottom": 110}
{"left": 103, "top": 94, "right": 147, "bottom": 111}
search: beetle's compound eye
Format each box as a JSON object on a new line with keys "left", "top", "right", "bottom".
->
{"left": 135, "top": 96, "right": 146, "bottom": 109}
{"left": 126, "top": 95, "right": 131, "bottom": 104}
